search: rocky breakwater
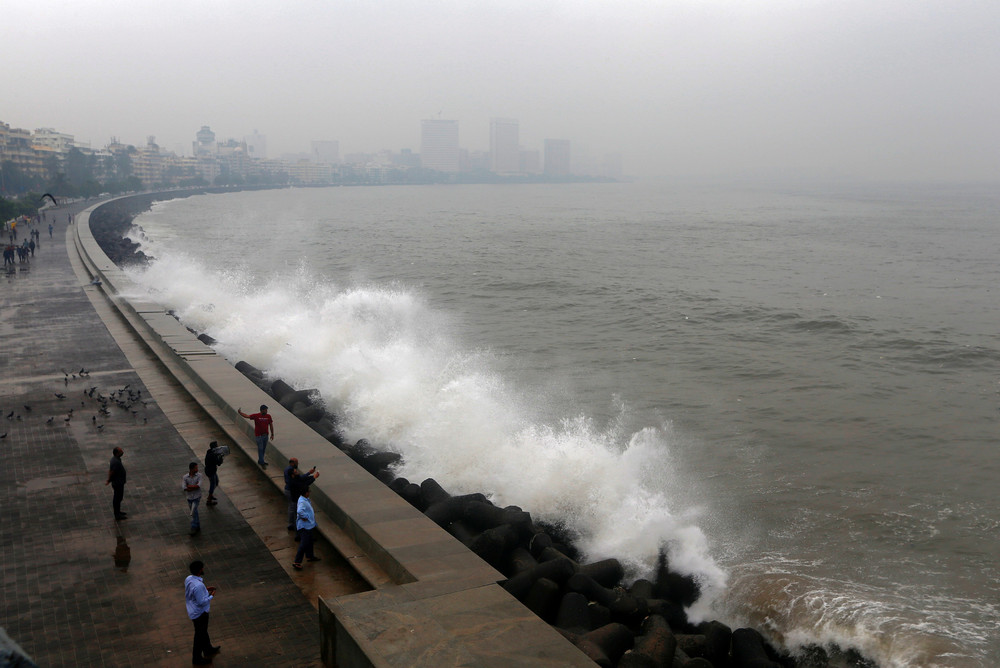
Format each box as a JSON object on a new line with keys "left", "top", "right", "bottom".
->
{"left": 87, "top": 194, "right": 159, "bottom": 265}
{"left": 231, "top": 360, "right": 877, "bottom": 668}
{"left": 88, "top": 186, "right": 283, "bottom": 266}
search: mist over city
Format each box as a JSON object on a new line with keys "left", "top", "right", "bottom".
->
{"left": 4, "top": 0, "right": 999, "bottom": 184}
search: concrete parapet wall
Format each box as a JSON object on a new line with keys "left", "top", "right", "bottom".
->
{"left": 73, "top": 197, "right": 595, "bottom": 667}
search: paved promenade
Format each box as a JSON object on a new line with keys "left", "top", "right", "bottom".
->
{"left": 0, "top": 204, "right": 367, "bottom": 666}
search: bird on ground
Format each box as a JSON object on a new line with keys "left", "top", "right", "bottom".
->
{"left": 0, "top": 433, "right": 6, "bottom": 439}
{"left": 97, "top": 425, "right": 104, "bottom": 431}
{"left": 46, "top": 417, "right": 54, "bottom": 424}
{"left": 6, "top": 411, "right": 13, "bottom": 419}
{"left": 23, "top": 405, "right": 31, "bottom": 412}
{"left": 54, "top": 393, "right": 66, "bottom": 399}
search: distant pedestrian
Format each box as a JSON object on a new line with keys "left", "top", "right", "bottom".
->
{"left": 237, "top": 405, "right": 274, "bottom": 467}
{"left": 204, "top": 441, "right": 225, "bottom": 506}
{"left": 292, "top": 488, "right": 320, "bottom": 570}
{"left": 48, "top": 223, "right": 53, "bottom": 238}
{"left": 185, "top": 560, "right": 220, "bottom": 665}
{"left": 105, "top": 447, "right": 127, "bottom": 520}
{"left": 183, "top": 462, "right": 203, "bottom": 535}
{"left": 283, "top": 457, "right": 319, "bottom": 531}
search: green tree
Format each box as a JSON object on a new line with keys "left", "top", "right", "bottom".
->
{"left": 65, "top": 147, "right": 93, "bottom": 186}
{"left": 47, "top": 171, "right": 76, "bottom": 198}
{"left": 1, "top": 161, "right": 43, "bottom": 195}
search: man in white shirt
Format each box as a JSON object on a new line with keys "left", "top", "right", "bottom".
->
{"left": 184, "top": 560, "right": 219, "bottom": 665}
{"left": 183, "top": 462, "right": 203, "bottom": 536}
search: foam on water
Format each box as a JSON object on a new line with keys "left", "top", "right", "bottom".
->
{"left": 722, "top": 563, "right": 993, "bottom": 668}
{"left": 123, "top": 234, "right": 728, "bottom": 609}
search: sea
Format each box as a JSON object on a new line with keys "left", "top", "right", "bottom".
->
{"left": 124, "top": 181, "right": 1000, "bottom": 667}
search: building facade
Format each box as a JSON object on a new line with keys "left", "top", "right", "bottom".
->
{"left": 420, "top": 119, "right": 460, "bottom": 173}
{"left": 489, "top": 118, "right": 520, "bottom": 174}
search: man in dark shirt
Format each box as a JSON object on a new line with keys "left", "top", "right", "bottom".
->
{"left": 105, "top": 447, "right": 127, "bottom": 520}
{"left": 283, "top": 457, "right": 319, "bottom": 531}
{"left": 204, "top": 442, "right": 223, "bottom": 506}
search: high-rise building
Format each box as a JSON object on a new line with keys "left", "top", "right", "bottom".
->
{"left": 420, "top": 119, "right": 460, "bottom": 173}
{"left": 32, "top": 128, "right": 77, "bottom": 154}
{"left": 245, "top": 130, "right": 267, "bottom": 160}
{"left": 544, "top": 139, "right": 571, "bottom": 176}
{"left": 490, "top": 118, "right": 520, "bottom": 174}
{"left": 193, "top": 126, "right": 216, "bottom": 156}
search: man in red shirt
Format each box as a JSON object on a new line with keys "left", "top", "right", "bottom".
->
{"left": 238, "top": 405, "right": 274, "bottom": 468}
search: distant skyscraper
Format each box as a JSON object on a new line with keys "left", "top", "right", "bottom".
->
{"left": 490, "top": 118, "right": 520, "bottom": 174}
{"left": 193, "top": 126, "right": 216, "bottom": 156}
{"left": 420, "top": 120, "right": 460, "bottom": 173}
{"left": 544, "top": 139, "right": 571, "bottom": 176}
{"left": 311, "top": 140, "right": 340, "bottom": 164}
{"left": 245, "top": 130, "right": 267, "bottom": 160}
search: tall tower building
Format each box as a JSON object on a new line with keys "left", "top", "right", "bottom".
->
{"left": 193, "top": 126, "right": 216, "bottom": 156}
{"left": 544, "top": 139, "right": 571, "bottom": 176}
{"left": 245, "top": 130, "right": 267, "bottom": 160}
{"left": 490, "top": 118, "right": 520, "bottom": 174}
{"left": 420, "top": 120, "right": 460, "bottom": 173}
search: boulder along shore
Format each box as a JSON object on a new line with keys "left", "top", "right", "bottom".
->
{"left": 89, "top": 191, "right": 879, "bottom": 668}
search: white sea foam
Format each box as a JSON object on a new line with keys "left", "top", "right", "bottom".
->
{"left": 122, "top": 234, "right": 729, "bottom": 605}
{"left": 722, "top": 563, "right": 991, "bottom": 668}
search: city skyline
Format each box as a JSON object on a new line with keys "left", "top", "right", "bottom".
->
{"left": 2, "top": 115, "right": 622, "bottom": 175}
{"left": 3, "top": 1, "right": 999, "bottom": 183}
{"left": 2, "top": 115, "right": 624, "bottom": 196}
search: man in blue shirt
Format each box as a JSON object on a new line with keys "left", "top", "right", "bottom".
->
{"left": 283, "top": 457, "right": 319, "bottom": 531}
{"left": 184, "top": 560, "right": 220, "bottom": 665}
{"left": 292, "top": 488, "right": 321, "bottom": 570}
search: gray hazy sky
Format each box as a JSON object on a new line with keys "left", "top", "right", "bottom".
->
{"left": 3, "top": 0, "right": 999, "bottom": 181}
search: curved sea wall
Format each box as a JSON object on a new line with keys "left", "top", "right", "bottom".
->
{"left": 83, "top": 192, "right": 878, "bottom": 668}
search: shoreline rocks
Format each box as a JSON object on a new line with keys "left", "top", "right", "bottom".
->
{"left": 233, "top": 363, "right": 878, "bottom": 668}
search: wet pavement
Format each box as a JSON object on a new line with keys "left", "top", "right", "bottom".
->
{"left": 0, "top": 204, "right": 367, "bottom": 667}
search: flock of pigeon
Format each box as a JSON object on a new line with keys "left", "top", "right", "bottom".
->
{"left": 1, "top": 367, "right": 152, "bottom": 441}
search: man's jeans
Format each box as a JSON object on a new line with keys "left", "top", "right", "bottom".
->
{"left": 188, "top": 498, "right": 201, "bottom": 529}
{"left": 255, "top": 434, "right": 268, "bottom": 465}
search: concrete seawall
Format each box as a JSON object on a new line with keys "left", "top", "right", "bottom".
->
{"left": 74, "top": 198, "right": 596, "bottom": 667}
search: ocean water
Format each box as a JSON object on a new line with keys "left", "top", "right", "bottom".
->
{"left": 125, "top": 182, "right": 1000, "bottom": 667}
